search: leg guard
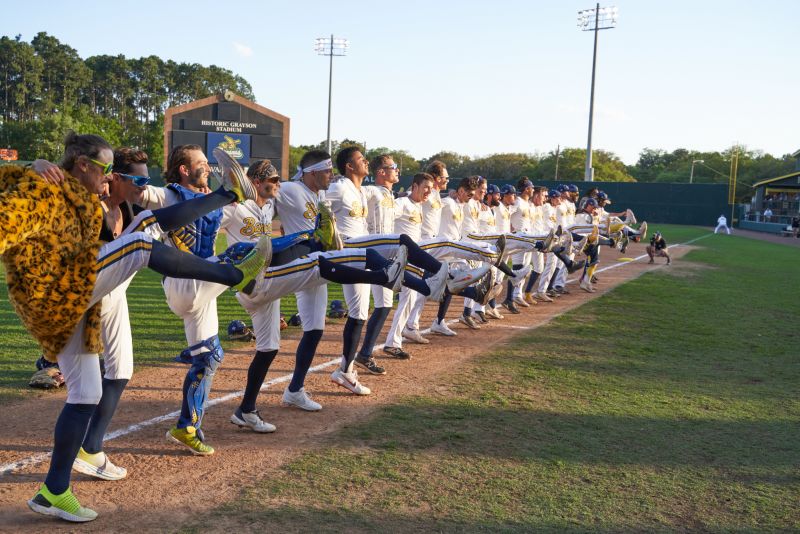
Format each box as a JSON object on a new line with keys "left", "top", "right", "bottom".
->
{"left": 178, "top": 335, "right": 224, "bottom": 429}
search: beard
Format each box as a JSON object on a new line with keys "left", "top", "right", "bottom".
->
{"left": 188, "top": 168, "right": 209, "bottom": 189}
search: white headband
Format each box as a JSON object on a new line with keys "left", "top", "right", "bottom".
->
{"left": 292, "top": 158, "right": 333, "bottom": 181}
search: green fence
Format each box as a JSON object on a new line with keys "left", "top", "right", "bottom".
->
{"left": 394, "top": 177, "right": 728, "bottom": 226}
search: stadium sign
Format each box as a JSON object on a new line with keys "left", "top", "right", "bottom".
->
{"left": 164, "top": 91, "right": 290, "bottom": 179}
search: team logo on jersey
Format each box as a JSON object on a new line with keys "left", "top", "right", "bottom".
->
{"left": 216, "top": 135, "right": 244, "bottom": 160}
{"left": 303, "top": 201, "right": 319, "bottom": 220}
{"left": 430, "top": 199, "right": 442, "bottom": 210}
{"left": 380, "top": 194, "right": 394, "bottom": 208}
{"left": 240, "top": 217, "right": 271, "bottom": 238}
{"left": 349, "top": 201, "right": 368, "bottom": 218}
{"left": 409, "top": 210, "right": 423, "bottom": 224}
{"left": 452, "top": 210, "right": 463, "bottom": 222}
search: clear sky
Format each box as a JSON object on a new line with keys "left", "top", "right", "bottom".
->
{"left": 3, "top": 0, "right": 797, "bottom": 164}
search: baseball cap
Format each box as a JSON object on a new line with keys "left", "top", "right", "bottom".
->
{"left": 487, "top": 184, "right": 500, "bottom": 194}
{"left": 500, "top": 184, "right": 517, "bottom": 195}
{"left": 568, "top": 184, "right": 579, "bottom": 193}
{"left": 519, "top": 179, "right": 533, "bottom": 190}
{"left": 584, "top": 198, "right": 598, "bottom": 207}
{"left": 557, "top": 184, "right": 568, "bottom": 193}
{"left": 548, "top": 189, "right": 561, "bottom": 199}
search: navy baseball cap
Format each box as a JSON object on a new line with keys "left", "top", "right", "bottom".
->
{"left": 519, "top": 179, "right": 533, "bottom": 190}
{"left": 584, "top": 198, "right": 598, "bottom": 207}
{"left": 487, "top": 184, "right": 500, "bottom": 194}
{"left": 548, "top": 189, "right": 561, "bottom": 199}
{"left": 557, "top": 184, "right": 567, "bottom": 192}
{"left": 568, "top": 184, "right": 579, "bottom": 193}
{"left": 597, "top": 191, "right": 608, "bottom": 200}
{"left": 501, "top": 184, "right": 517, "bottom": 195}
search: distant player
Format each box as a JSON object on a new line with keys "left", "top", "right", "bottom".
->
{"left": 647, "top": 232, "right": 671, "bottom": 264}
{"left": 714, "top": 214, "right": 731, "bottom": 234}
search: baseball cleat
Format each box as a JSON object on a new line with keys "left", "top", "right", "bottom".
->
{"left": 574, "top": 234, "right": 589, "bottom": 254}
{"left": 447, "top": 265, "right": 491, "bottom": 294}
{"left": 493, "top": 234, "right": 507, "bottom": 267}
{"left": 579, "top": 277, "right": 595, "bottom": 293}
{"left": 542, "top": 228, "right": 557, "bottom": 252}
{"left": 425, "top": 262, "right": 449, "bottom": 302}
{"left": 385, "top": 245, "right": 408, "bottom": 293}
{"left": 501, "top": 300, "right": 521, "bottom": 314}
{"left": 212, "top": 147, "right": 258, "bottom": 203}
{"left": 512, "top": 295, "right": 531, "bottom": 308}
{"left": 637, "top": 221, "right": 648, "bottom": 241}
{"left": 330, "top": 367, "right": 371, "bottom": 395}
{"left": 626, "top": 209, "right": 637, "bottom": 224}
{"left": 554, "top": 286, "right": 570, "bottom": 295}
{"left": 382, "top": 346, "right": 412, "bottom": 359}
{"left": 28, "top": 485, "right": 97, "bottom": 523}
{"left": 523, "top": 292, "right": 536, "bottom": 305}
{"left": 355, "top": 355, "right": 387, "bottom": 375}
{"left": 472, "top": 269, "right": 495, "bottom": 305}
{"left": 232, "top": 235, "right": 271, "bottom": 295}
{"left": 402, "top": 327, "right": 430, "bottom": 344}
{"left": 619, "top": 234, "right": 630, "bottom": 254}
{"left": 430, "top": 319, "right": 457, "bottom": 336}
{"left": 166, "top": 426, "right": 215, "bottom": 456}
{"left": 72, "top": 448, "right": 127, "bottom": 481}
{"left": 313, "top": 200, "right": 344, "bottom": 251}
{"left": 474, "top": 311, "right": 489, "bottom": 324}
{"left": 281, "top": 387, "right": 322, "bottom": 411}
{"left": 559, "top": 229, "right": 573, "bottom": 251}
{"left": 485, "top": 307, "right": 504, "bottom": 320}
{"left": 230, "top": 408, "right": 276, "bottom": 433}
{"left": 458, "top": 314, "right": 481, "bottom": 330}
{"left": 533, "top": 291, "right": 554, "bottom": 303}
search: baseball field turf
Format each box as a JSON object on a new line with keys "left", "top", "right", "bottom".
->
{"left": 1, "top": 226, "right": 798, "bottom": 531}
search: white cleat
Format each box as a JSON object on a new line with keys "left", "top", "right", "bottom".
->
{"left": 430, "top": 319, "right": 457, "bottom": 336}
{"left": 331, "top": 368, "right": 371, "bottom": 395}
{"left": 484, "top": 307, "right": 504, "bottom": 320}
{"left": 533, "top": 291, "right": 554, "bottom": 303}
{"left": 580, "top": 277, "right": 595, "bottom": 293}
{"left": 402, "top": 327, "right": 430, "bottom": 344}
{"left": 447, "top": 265, "right": 491, "bottom": 294}
{"left": 386, "top": 245, "right": 408, "bottom": 293}
{"left": 281, "top": 387, "right": 322, "bottom": 411}
{"left": 72, "top": 448, "right": 127, "bottom": 481}
{"left": 425, "top": 262, "right": 449, "bottom": 302}
{"left": 512, "top": 295, "right": 531, "bottom": 308}
{"left": 230, "top": 409, "right": 276, "bottom": 433}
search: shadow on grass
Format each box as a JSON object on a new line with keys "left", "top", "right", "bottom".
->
{"left": 343, "top": 400, "right": 799, "bottom": 472}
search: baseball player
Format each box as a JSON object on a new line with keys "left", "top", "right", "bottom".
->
{"left": 647, "top": 231, "right": 671, "bottom": 264}
{"left": 714, "top": 214, "right": 731, "bottom": 234}
{"left": 10, "top": 133, "right": 268, "bottom": 522}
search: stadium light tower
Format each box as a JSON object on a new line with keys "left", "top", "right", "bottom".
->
{"left": 690, "top": 159, "right": 704, "bottom": 183}
{"left": 315, "top": 35, "right": 349, "bottom": 155}
{"left": 577, "top": 4, "right": 618, "bottom": 182}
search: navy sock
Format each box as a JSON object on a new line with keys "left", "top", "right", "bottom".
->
{"left": 319, "top": 257, "right": 386, "bottom": 285}
{"left": 44, "top": 403, "right": 96, "bottom": 495}
{"left": 505, "top": 278, "right": 514, "bottom": 302}
{"left": 240, "top": 350, "right": 278, "bottom": 413}
{"left": 525, "top": 271, "right": 540, "bottom": 293}
{"left": 488, "top": 298, "right": 497, "bottom": 308}
{"left": 463, "top": 306, "right": 472, "bottom": 317}
{"left": 437, "top": 293, "right": 452, "bottom": 322}
{"left": 148, "top": 240, "right": 242, "bottom": 286}
{"left": 342, "top": 317, "right": 366, "bottom": 367}
{"left": 358, "top": 307, "right": 392, "bottom": 358}
{"left": 548, "top": 269, "right": 560, "bottom": 290}
{"left": 399, "top": 234, "right": 442, "bottom": 272}
{"left": 403, "top": 272, "right": 431, "bottom": 295}
{"left": 288, "top": 330, "right": 323, "bottom": 392}
{"left": 271, "top": 242, "right": 315, "bottom": 266}
{"left": 460, "top": 286, "right": 477, "bottom": 300}
{"left": 152, "top": 187, "right": 234, "bottom": 231}
{"left": 82, "top": 378, "right": 128, "bottom": 454}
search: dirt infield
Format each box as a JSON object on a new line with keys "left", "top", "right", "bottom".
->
{"left": 0, "top": 241, "right": 693, "bottom": 531}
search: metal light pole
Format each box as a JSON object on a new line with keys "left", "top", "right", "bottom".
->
{"left": 577, "top": 4, "right": 618, "bottom": 182}
{"left": 690, "top": 159, "right": 704, "bottom": 184}
{"left": 315, "top": 35, "right": 349, "bottom": 155}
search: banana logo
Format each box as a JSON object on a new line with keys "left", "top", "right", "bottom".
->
{"left": 303, "top": 201, "right": 318, "bottom": 220}
{"left": 409, "top": 209, "right": 423, "bottom": 224}
{"left": 216, "top": 135, "right": 244, "bottom": 160}
{"left": 240, "top": 217, "right": 271, "bottom": 238}
{"left": 349, "top": 201, "right": 368, "bottom": 218}
{"left": 380, "top": 193, "right": 394, "bottom": 208}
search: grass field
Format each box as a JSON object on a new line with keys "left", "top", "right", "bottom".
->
{"left": 164, "top": 226, "right": 799, "bottom": 532}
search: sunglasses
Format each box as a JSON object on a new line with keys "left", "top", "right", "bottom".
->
{"left": 381, "top": 163, "right": 398, "bottom": 171}
{"left": 118, "top": 173, "right": 151, "bottom": 186}
{"left": 87, "top": 157, "right": 113, "bottom": 176}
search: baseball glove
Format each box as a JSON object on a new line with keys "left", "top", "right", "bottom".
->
{"left": 29, "top": 367, "right": 65, "bottom": 389}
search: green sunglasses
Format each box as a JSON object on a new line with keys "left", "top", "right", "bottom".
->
{"left": 86, "top": 157, "right": 113, "bottom": 176}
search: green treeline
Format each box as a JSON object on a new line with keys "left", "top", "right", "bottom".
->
{"left": 1, "top": 33, "right": 794, "bottom": 197}
{"left": 0, "top": 32, "right": 254, "bottom": 165}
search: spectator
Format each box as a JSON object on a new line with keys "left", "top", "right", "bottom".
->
{"left": 763, "top": 207, "right": 773, "bottom": 222}
{"left": 792, "top": 216, "right": 799, "bottom": 238}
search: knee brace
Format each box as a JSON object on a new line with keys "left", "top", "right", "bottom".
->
{"left": 185, "top": 335, "right": 224, "bottom": 428}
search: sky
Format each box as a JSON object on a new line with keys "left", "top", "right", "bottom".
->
{"left": 3, "top": 0, "right": 798, "bottom": 164}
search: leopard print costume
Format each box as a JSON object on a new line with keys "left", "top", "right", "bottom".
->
{"left": 0, "top": 165, "right": 103, "bottom": 362}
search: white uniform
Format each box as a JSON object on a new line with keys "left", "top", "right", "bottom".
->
{"left": 495, "top": 203, "right": 511, "bottom": 234}
{"left": 384, "top": 196, "right": 425, "bottom": 348}
{"left": 275, "top": 180, "right": 327, "bottom": 331}
{"left": 221, "top": 200, "right": 282, "bottom": 353}
{"left": 365, "top": 184, "right": 396, "bottom": 308}
{"left": 326, "top": 178, "right": 371, "bottom": 320}
{"left": 138, "top": 186, "right": 228, "bottom": 355}
{"left": 715, "top": 215, "right": 730, "bottom": 234}
{"left": 537, "top": 202, "right": 563, "bottom": 295}
{"left": 420, "top": 193, "right": 444, "bottom": 239}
